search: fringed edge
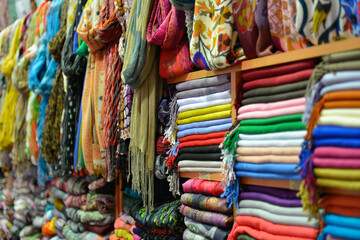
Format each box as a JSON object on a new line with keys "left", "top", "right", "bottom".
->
{"left": 164, "top": 95, "right": 179, "bottom": 146}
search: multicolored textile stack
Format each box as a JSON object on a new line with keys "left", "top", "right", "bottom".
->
{"left": 229, "top": 185, "right": 319, "bottom": 239}
{"left": 180, "top": 178, "right": 232, "bottom": 240}
{"left": 173, "top": 74, "right": 232, "bottom": 174}
{"left": 298, "top": 50, "right": 360, "bottom": 239}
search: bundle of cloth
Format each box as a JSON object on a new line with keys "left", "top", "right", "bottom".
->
{"left": 229, "top": 185, "right": 319, "bottom": 240}
{"left": 173, "top": 74, "right": 232, "bottom": 174}
{"left": 297, "top": 50, "right": 360, "bottom": 239}
{"left": 48, "top": 175, "right": 115, "bottom": 239}
{"left": 180, "top": 178, "right": 232, "bottom": 240}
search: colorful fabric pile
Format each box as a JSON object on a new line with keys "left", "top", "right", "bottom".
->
{"left": 298, "top": 49, "right": 360, "bottom": 239}
{"left": 228, "top": 185, "right": 319, "bottom": 239}
{"left": 180, "top": 178, "right": 232, "bottom": 240}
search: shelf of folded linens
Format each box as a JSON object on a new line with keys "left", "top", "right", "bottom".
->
{"left": 179, "top": 172, "right": 223, "bottom": 181}
{"left": 241, "top": 177, "right": 301, "bottom": 190}
{"left": 166, "top": 37, "right": 360, "bottom": 84}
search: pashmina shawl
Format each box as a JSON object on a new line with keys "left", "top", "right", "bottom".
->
{"left": 177, "top": 117, "right": 231, "bottom": 130}
{"left": 236, "top": 155, "right": 299, "bottom": 164}
{"left": 190, "top": 0, "right": 244, "bottom": 70}
{"left": 243, "top": 80, "right": 308, "bottom": 98}
{"left": 180, "top": 167, "right": 222, "bottom": 172}
{"left": 239, "top": 200, "right": 307, "bottom": 217}
{"left": 238, "top": 97, "right": 305, "bottom": 114}
{"left": 240, "top": 192, "right": 302, "bottom": 207}
{"left": 237, "top": 105, "right": 304, "bottom": 121}
{"left": 177, "top": 122, "right": 232, "bottom": 139}
{"left": 183, "top": 228, "right": 210, "bottom": 240}
{"left": 176, "top": 74, "right": 229, "bottom": 91}
{"left": 184, "top": 217, "right": 230, "bottom": 240}
{"left": 182, "top": 178, "right": 223, "bottom": 197}
{"left": 176, "top": 82, "right": 231, "bottom": 99}
{"left": 178, "top": 145, "right": 221, "bottom": 154}
{"left": 181, "top": 193, "right": 231, "bottom": 213}
{"left": 237, "top": 146, "right": 301, "bottom": 156}
{"left": 242, "top": 89, "right": 306, "bottom": 105}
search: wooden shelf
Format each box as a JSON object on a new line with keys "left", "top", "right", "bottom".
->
{"left": 179, "top": 172, "right": 223, "bottom": 181}
{"left": 166, "top": 38, "right": 360, "bottom": 84}
{"left": 241, "top": 177, "right": 300, "bottom": 190}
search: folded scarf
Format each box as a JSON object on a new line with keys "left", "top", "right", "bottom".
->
{"left": 237, "top": 146, "right": 301, "bottom": 156}
{"left": 319, "top": 225, "right": 360, "bottom": 240}
{"left": 182, "top": 178, "right": 223, "bottom": 197}
{"left": 313, "top": 157, "right": 360, "bottom": 168}
{"left": 78, "top": 210, "right": 114, "bottom": 224}
{"left": 241, "top": 59, "right": 315, "bottom": 82}
{"left": 177, "top": 110, "right": 231, "bottom": 125}
{"left": 243, "top": 80, "right": 308, "bottom": 98}
{"left": 180, "top": 205, "right": 233, "bottom": 228}
{"left": 236, "top": 208, "right": 319, "bottom": 228}
{"left": 314, "top": 168, "right": 360, "bottom": 180}
{"left": 313, "top": 138, "right": 360, "bottom": 148}
{"left": 239, "top": 192, "right": 302, "bottom": 207}
{"left": 320, "top": 81, "right": 360, "bottom": 98}
{"left": 239, "top": 121, "right": 305, "bottom": 134}
{"left": 240, "top": 113, "right": 303, "bottom": 126}
{"left": 237, "top": 139, "right": 303, "bottom": 147}
{"left": 181, "top": 193, "right": 231, "bottom": 213}
{"left": 84, "top": 223, "right": 114, "bottom": 236}
{"left": 176, "top": 82, "right": 231, "bottom": 99}
{"left": 242, "top": 89, "right": 306, "bottom": 105}
{"left": 323, "top": 214, "right": 360, "bottom": 230}
{"left": 178, "top": 161, "right": 222, "bottom": 168}
{"left": 318, "top": 116, "right": 360, "bottom": 129}
{"left": 180, "top": 167, "right": 222, "bottom": 173}
{"left": 235, "top": 171, "right": 301, "bottom": 180}
{"left": 177, "top": 117, "right": 231, "bottom": 131}
{"left": 239, "top": 200, "right": 307, "bottom": 217}
{"left": 237, "top": 105, "right": 305, "bottom": 121}
{"left": 176, "top": 75, "right": 229, "bottom": 91}
{"left": 318, "top": 195, "right": 360, "bottom": 210}
{"left": 177, "top": 123, "right": 232, "bottom": 139}
{"left": 322, "top": 206, "right": 360, "bottom": 219}
{"left": 177, "top": 90, "right": 231, "bottom": 106}
{"left": 244, "top": 185, "right": 299, "bottom": 199}
{"left": 179, "top": 98, "right": 232, "bottom": 113}
{"left": 178, "top": 145, "right": 221, "bottom": 154}
{"left": 236, "top": 155, "right": 299, "bottom": 164}
{"left": 242, "top": 69, "right": 313, "bottom": 92}
{"left": 235, "top": 215, "right": 319, "bottom": 239}
{"left": 180, "top": 132, "right": 227, "bottom": 144}
{"left": 67, "top": 220, "right": 85, "bottom": 233}
{"left": 236, "top": 233, "right": 257, "bottom": 240}
{"left": 316, "top": 178, "right": 360, "bottom": 191}
{"left": 239, "top": 130, "right": 306, "bottom": 140}
{"left": 234, "top": 162, "right": 297, "bottom": 174}
{"left": 178, "top": 103, "right": 232, "bottom": 120}
{"left": 65, "top": 194, "right": 87, "bottom": 208}
{"left": 177, "top": 152, "right": 221, "bottom": 161}
{"left": 184, "top": 217, "right": 229, "bottom": 240}
{"left": 312, "top": 126, "right": 360, "bottom": 139}
{"left": 183, "top": 228, "right": 209, "bottom": 240}
{"left": 178, "top": 137, "right": 224, "bottom": 149}
{"left": 238, "top": 97, "right": 305, "bottom": 114}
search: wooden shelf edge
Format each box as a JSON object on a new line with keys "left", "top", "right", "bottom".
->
{"left": 241, "top": 177, "right": 301, "bottom": 190}
{"left": 179, "top": 172, "right": 223, "bottom": 181}
{"left": 166, "top": 38, "right": 360, "bottom": 84}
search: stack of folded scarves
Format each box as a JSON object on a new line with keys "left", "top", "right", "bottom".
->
{"left": 298, "top": 50, "right": 360, "bottom": 240}
{"left": 180, "top": 178, "right": 232, "bottom": 240}
{"left": 234, "top": 59, "right": 316, "bottom": 180}
{"left": 229, "top": 185, "right": 319, "bottom": 240}
{"left": 175, "top": 74, "right": 232, "bottom": 173}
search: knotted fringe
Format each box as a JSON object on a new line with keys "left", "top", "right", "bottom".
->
{"left": 166, "top": 140, "right": 180, "bottom": 197}
{"left": 221, "top": 122, "right": 241, "bottom": 208}
{"left": 164, "top": 95, "right": 178, "bottom": 145}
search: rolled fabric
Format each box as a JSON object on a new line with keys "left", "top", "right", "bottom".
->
{"left": 320, "top": 225, "right": 360, "bottom": 240}
{"left": 180, "top": 167, "right": 222, "bottom": 173}
{"left": 239, "top": 192, "right": 302, "bottom": 207}
{"left": 177, "top": 90, "right": 231, "bottom": 106}
{"left": 239, "top": 130, "right": 306, "bottom": 140}
{"left": 177, "top": 152, "right": 222, "bottom": 161}
{"left": 314, "top": 168, "right": 360, "bottom": 180}
{"left": 234, "top": 162, "right": 297, "bottom": 174}
{"left": 243, "top": 80, "right": 308, "bottom": 98}
{"left": 179, "top": 131, "right": 227, "bottom": 143}
{"left": 179, "top": 98, "right": 231, "bottom": 113}
{"left": 237, "top": 146, "right": 301, "bottom": 156}
{"left": 178, "top": 137, "right": 225, "bottom": 149}
{"left": 176, "top": 82, "right": 231, "bottom": 99}
{"left": 238, "top": 97, "right": 305, "bottom": 115}
{"left": 239, "top": 199, "right": 307, "bottom": 216}
{"left": 236, "top": 155, "right": 299, "bottom": 164}
{"left": 178, "top": 161, "right": 222, "bottom": 168}
{"left": 313, "top": 157, "right": 360, "bottom": 168}
{"left": 235, "top": 215, "right": 319, "bottom": 239}
{"left": 180, "top": 204, "right": 233, "bottom": 228}
{"left": 242, "top": 69, "right": 313, "bottom": 92}
{"left": 236, "top": 208, "right": 319, "bottom": 228}
{"left": 177, "top": 118, "right": 232, "bottom": 131}
{"left": 178, "top": 103, "right": 232, "bottom": 120}
{"left": 239, "top": 122, "right": 305, "bottom": 134}
{"left": 184, "top": 217, "right": 229, "bottom": 240}
{"left": 176, "top": 75, "right": 229, "bottom": 92}
{"left": 177, "top": 110, "right": 231, "bottom": 125}
{"left": 237, "top": 139, "right": 304, "bottom": 147}
{"left": 182, "top": 178, "right": 223, "bottom": 196}
{"left": 242, "top": 89, "right": 306, "bottom": 105}
{"left": 237, "top": 105, "right": 305, "bottom": 121}
{"left": 177, "top": 123, "right": 232, "bottom": 139}
{"left": 241, "top": 59, "right": 315, "bottom": 82}
{"left": 316, "top": 178, "right": 360, "bottom": 191}
{"left": 181, "top": 193, "right": 231, "bottom": 214}
{"left": 183, "top": 228, "right": 210, "bottom": 240}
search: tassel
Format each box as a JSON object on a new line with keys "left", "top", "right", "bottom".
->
{"left": 166, "top": 140, "right": 179, "bottom": 170}
{"left": 164, "top": 95, "right": 178, "bottom": 145}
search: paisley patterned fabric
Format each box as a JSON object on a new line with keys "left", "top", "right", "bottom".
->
{"left": 190, "top": 0, "right": 245, "bottom": 70}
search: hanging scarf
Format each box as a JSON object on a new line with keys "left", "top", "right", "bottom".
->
{"left": 115, "top": 0, "right": 133, "bottom": 62}
{"left": 59, "top": 0, "right": 88, "bottom": 175}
